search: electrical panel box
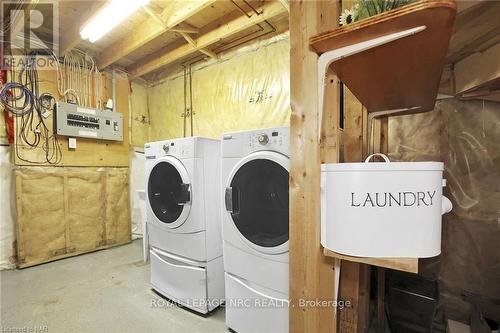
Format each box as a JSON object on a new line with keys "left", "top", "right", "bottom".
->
{"left": 54, "top": 102, "right": 123, "bottom": 141}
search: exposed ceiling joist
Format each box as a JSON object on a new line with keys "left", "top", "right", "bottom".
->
{"left": 278, "top": 0, "right": 289, "bottom": 12}
{"left": 128, "top": 1, "right": 287, "bottom": 79}
{"left": 143, "top": 7, "right": 200, "bottom": 34}
{"left": 179, "top": 31, "right": 217, "bottom": 59}
{"left": 59, "top": 1, "right": 106, "bottom": 56}
{"left": 446, "top": 1, "right": 500, "bottom": 64}
{"left": 142, "top": 4, "right": 168, "bottom": 28}
{"left": 171, "top": 22, "right": 200, "bottom": 34}
{"left": 97, "top": 0, "right": 216, "bottom": 69}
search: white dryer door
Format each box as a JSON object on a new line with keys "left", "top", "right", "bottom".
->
{"left": 147, "top": 156, "right": 191, "bottom": 229}
{"left": 225, "top": 151, "right": 289, "bottom": 255}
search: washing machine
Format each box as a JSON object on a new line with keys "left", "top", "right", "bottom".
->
{"left": 221, "top": 127, "right": 290, "bottom": 333}
{"left": 145, "top": 137, "right": 224, "bottom": 314}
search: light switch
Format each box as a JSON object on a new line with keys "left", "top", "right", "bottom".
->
{"left": 68, "top": 137, "right": 77, "bottom": 149}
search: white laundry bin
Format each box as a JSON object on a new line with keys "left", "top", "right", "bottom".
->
{"left": 321, "top": 153, "right": 452, "bottom": 258}
{"left": 137, "top": 190, "right": 149, "bottom": 262}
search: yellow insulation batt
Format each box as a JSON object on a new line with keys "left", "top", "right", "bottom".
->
{"left": 146, "top": 34, "right": 291, "bottom": 141}
{"left": 130, "top": 81, "right": 150, "bottom": 147}
{"left": 15, "top": 167, "right": 131, "bottom": 268}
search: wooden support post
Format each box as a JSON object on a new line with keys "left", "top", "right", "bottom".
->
{"left": 376, "top": 114, "right": 389, "bottom": 333}
{"left": 339, "top": 88, "right": 371, "bottom": 333}
{"left": 290, "top": 1, "right": 339, "bottom": 332}
{"left": 377, "top": 267, "right": 386, "bottom": 333}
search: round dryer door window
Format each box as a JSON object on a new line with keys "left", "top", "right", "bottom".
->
{"left": 226, "top": 155, "right": 289, "bottom": 249}
{"left": 148, "top": 161, "right": 191, "bottom": 225}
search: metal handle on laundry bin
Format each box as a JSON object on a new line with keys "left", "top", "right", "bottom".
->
{"left": 364, "top": 153, "right": 391, "bottom": 163}
{"left": 225, "top": 187, "right": 239, "bottom": 214}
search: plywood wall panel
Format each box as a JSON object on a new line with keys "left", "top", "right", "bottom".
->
{"left": 9, "top": 60, "right": 130, "bottom": 167}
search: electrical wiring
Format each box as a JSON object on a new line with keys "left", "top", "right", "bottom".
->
{"left": 0, "top": 53, "right": 63, "bottom": 164}
{"left": 2, "top": 35, "right": 103, "bottom": 109}
{"left": 1, "top": 9, "right": 103, "bottom": 165}
{"left": 1, "top": 33, "right": 103, "bottom": 165}
{"left": 62, "top": 88, "right": 81, "bottom": 105}
{"left": 0, "top": 82, "right": 36, "bottom": 116}
{"left": 60, "top": 50, "right": 103, "bottom": 108}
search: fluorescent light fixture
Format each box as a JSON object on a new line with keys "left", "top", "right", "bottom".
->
{"left": 80, "top": 0, "right": 150, "bottom": 43}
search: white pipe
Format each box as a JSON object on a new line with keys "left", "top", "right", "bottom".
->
{"left": 112, "top": 69, "right": 116, "bottom": 112}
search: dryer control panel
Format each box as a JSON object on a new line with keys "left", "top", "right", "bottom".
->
{"left": 221, "top": 127, "right": 289, "bottom": 157}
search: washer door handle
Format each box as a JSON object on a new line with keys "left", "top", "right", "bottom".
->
{"left": 177, "top": 183, "right": 191, "bottom": 205}
{"left": 225, "top": 187, "right": 240, "bottom": 214}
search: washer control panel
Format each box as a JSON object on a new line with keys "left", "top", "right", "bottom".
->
{"left": 160, "top": 140, "right": 192, "bottom": 158}
{"left": 145, "top": 139, "right": 194, "bottom": 159}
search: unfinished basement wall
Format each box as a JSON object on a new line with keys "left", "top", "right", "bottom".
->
{"left": 146, "top": 33, "right": 291, "bottom": 140}
{"left": 130, "top": 81, "right": 150, "bottom": 147}
{"left": 388, "top": 98, "right": 500, "bottom": 322}
{"left": 127, "top": 35, "right": 291, "bottom": 234}
{"left": 129, "top": 81, "right": 149, "bottom": 238}
{"left": 1, "top": 64, "right": 132, "bottom": 268}
{"left": 0, "top": 146, "right": 15, "bottom": 269}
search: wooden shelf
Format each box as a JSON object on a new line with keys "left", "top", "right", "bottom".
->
{"left": 310, "top": 0, "right": 457, "bottom": 113}
{"left": 324, "top": 248, "right": 419, "bottom": 274}
{"left": 310, "top": 2, "right": 456, "bottom": 271}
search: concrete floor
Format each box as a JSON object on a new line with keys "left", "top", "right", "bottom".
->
{"left": 0, "top": 240, "right": 227, "bottom": 333}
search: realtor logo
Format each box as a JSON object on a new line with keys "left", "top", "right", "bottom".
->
{"left": 1, "top": 1, "right": 59, "bottom": 68}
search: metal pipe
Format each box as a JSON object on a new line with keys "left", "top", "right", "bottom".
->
{"left": 366, "top": 106, "right": 421, "bottom": 156}
{"left": 183, "top": 66, "right": 187, "bottom": 137}
{"left": 112, "top": 69, "right": 116, "bottom": 111}
{"left": 189, "top": 64, "right": 193, "bottom": 137}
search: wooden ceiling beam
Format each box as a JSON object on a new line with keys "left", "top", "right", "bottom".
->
{"left": 142, "top": 4, "right": 168, "bottom": 28}
{"left": 128, "top": 1, "right": 287, "bottom": 79}
{"left": 59, "top": 1, "right": 106, "bottom": 56}
{"left": 143, "top": 7, "right": 200, "bottom": 34}
{"left": 446, "top": 1, "right": 500, "bottom": 64}
{"left": 171, "top": 22, "right": 200, "bottom": 34}
{"left": 179, "top": 31, "right": 217, "bottom": 59}
{"left": 278, "top": 0, "right": 290, "bottom": 13}
{"left": 97, "top": 0, "right": 216, "bottom": 69}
